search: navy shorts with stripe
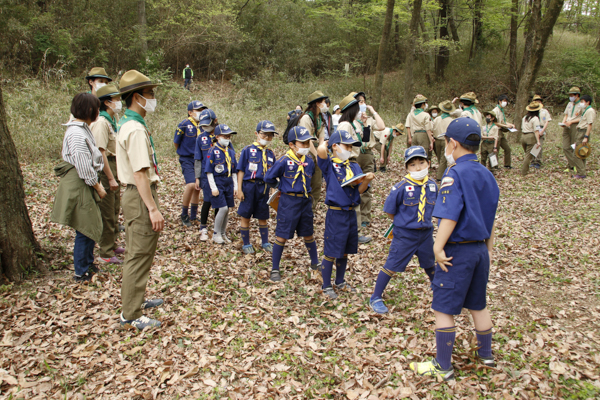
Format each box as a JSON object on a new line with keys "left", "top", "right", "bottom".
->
{"left": 275, "top": 194, "right": 313, "bottom": 239}
{"left": 210, "top": 177, "right": 235, "bottom": 209}
{"left": 179, "top": 156, "right": 196, "bottom": 184}
{"left": 237, "top": 180, "right": 270, "bottom": 220}
{"left": 384, "top": 226, "right": 434, "bottom": 272}
{"left": 323, "top": 208, "right": 358, "bottom": 258}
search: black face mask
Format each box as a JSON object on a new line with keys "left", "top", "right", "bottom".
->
{"left": 485, "top": 117, "right": 492, "bottom": 124}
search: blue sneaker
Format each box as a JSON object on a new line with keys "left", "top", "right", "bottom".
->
{"left": 261, "top": 243, "right": 273, "bottom": 252}
{"left": 141, "top": 299, "right": 164, "bottom": 309}
{"left": 370, "top": 297, "right": 389, "bottom": 314}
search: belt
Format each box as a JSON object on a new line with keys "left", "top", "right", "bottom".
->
{"left": 107, "top": 156, "right": 116, "bottom": 161}
{"left": 282, "top": 192, "right": 311, "bottom": 198}
{"left": 245, "top": 179, "right": 265, "bottom": 183}
{"left": 447, "top": 240, "right": 484, "bottom": 244}
{"left": 126, "top": 183, "right": 157, "bottom": 189}
{"left": 328, "top": 205, "right": 354, "bottom": 211}
{"left": 414, "top": 130, "right": 426, "bottom": 133}
{"left": 483, "top": 139, "right": 495, "bottom": 144}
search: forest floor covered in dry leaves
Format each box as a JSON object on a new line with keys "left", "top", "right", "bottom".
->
{"left": 1, "top": 143, "right": 600, "bottom": 400}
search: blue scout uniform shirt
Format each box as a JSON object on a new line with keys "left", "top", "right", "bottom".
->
{"left": 194, "top": 127, "right": 215, "bottom": 162}
{"left": 204, "top": 143, "right": 237, "bottom": 179}
{"left": 265, "top": 152, "right": 315, "bottom": 195}
{"left": 384, "top": 175, "right": 438, "bottom": 230}
{"left": 433, "top": 153, "right": 499, "bottom": 242}
{"left": 236, "top": 143, "right": 276, "bottom": 181}
{"left": 174, "top": 117, "right": 199, "bottom": 157}
{"left": 317, "top": 156, "right": 362, "bottom": 208}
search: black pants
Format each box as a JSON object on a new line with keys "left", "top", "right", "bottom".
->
{"left": 184, "top": 78, "right": 191, "bottom": 90}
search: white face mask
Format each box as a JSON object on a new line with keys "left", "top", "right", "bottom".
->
{"left": 296, "top": 147, "right": 310, "bottom": 156}
{"left": 410, "top": 168, "right": 428, "bottom": 181}
{"left": 203, "top": 125, "right": 214, "bottom": 132}
{"left": 334, "top": 145, "right": 351, "bottom": 161}
{"left": 258, "top": 138, "right": 270, "bottom": 146}
{"left": 137, "top": 95, "right": 157, "bottom": 113}
{"left": 359, "top": 104, "right": 367, "bottom": 113}
{"left": 109, "top": 101, "right": 122, "bottom": 113}
{"left": 578, "top": 102, "right": 586, "bottom": 108}
{"left": 218, "top": 138, "right": 230, "bottom": 147}
{"left": 445, "top": 139, "right": 456, "bottom": 165}
{"left": 431, "top": 112, "right": 438, "bottom": 118}
{"left": 95, "top": 82, "right": 106, "bottom": 91}
{"left": 423, "top": 103, "right": 429, "bottom": 110}
{"left": 501, "top": 101, "right": 508, "bottom": 108}
{"left": 192, "top": 112, "right": 201, "bottom": 121}
{"left": 319, "top": 104, "right": 329, "bottom": 114}
{"left": 569, "top": 96, "right": 576, "bottom": 102}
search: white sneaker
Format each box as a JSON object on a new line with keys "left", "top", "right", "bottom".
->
{"left": 222, "top": 233, "right": 232, "bottom": 244}
{"left": 213, "top": 232, "right": 224, "bottom": 244}
{"left": 200, "top": 228, "right": 209, "bottom": 242}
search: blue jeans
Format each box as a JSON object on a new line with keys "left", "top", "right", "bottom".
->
{"left": 74, "top": 230, "right": 95, "bottom": 276}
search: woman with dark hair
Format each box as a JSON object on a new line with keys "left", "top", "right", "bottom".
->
{"left": 51, "top": 93, "right": 106, "bottom": 282}
{"left": 520, "top": 102, "right": 542, "bottom": 176}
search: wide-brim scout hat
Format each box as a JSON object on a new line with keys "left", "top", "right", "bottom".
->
{"left": 413, "top": 94, "right": 427, "bottom": 105}
{"left": 119, "top": 70, "right": 161, "bottom": 96}
{"left": 568, "top": 87, "right": 581, "bottom": 94}
{"left": 393, "top": 123, "right": 406, "bottom": 134}
{"left": 484, "top": 110, "right": 497, "bottom": 120}
{"left": 214, "top": 124, "right": 237, "bottom": 136}
{"left": 288, "top": 126, "right": 316, "bottom": 142}
{"left": 329, "top": 129, "right": 360, "bottom": 147}
{"left": 198, "top": 109, "right": 217, "bottom": 126}
{"left": 439, "top": 100, "right": 456, "bottom": 114}
{"left": 307, "top": 90, "right": 328, "bottom": 104}
{"left": 445, "top": 118, "right": 481, "bottom": 145}
{"left": 459, "top": 92, "right": 477, "bottom": 102}
{"left": 404, "top": 146, "right": 428, "bottom": 164}
{"left": 85, "top": 67, "right": 112, "bottom": 82}
{"left": 96, "top": 85, "right": 120, "bottom": 99}
{"left": 340, "top": 93, "right": 358, "bottom": 112}
{"left": 188, "top": 100, "right": 206, "bottom": 111}
{"left": 257, "top": 120, "right": 278, "bottom": 134}
{"left": 429, "top": 105, "right": 441, "bottom": 114}
{"left": 575, "top": 143, "right": 591, "bottom": 159}
{"left": 526, "top": 102, "right": 543, "bottom": 112}
{"left": 532, "top": 95, "right": 542, "bottom": 101}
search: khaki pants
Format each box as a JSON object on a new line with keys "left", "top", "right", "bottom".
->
{"left": 433, "top": 138, "right": 447, "bottom": 180}
{"left": 121, "top": 185, "right": 160, "bottom": 320}
{"left": 310, "top": 153, "right": 322, "bottom": 210}
{"left": 520, "top": 133, "right": 537, "bottom": 176}
{"left": 498, "top": 131, "right": 512, "bottom": 167}
{"left": 480, "top": 141, "right": 495, "bottom": 170}
{"left": 562, "top": 125, "right": 586, "bottom": 174}
{"left": 98, "top": 158, "right": 120, "bottom": 258}
{"left": 412, "top": 131, "right": 432, "bottom": 159}
{"left": 356, "top": 150, "right": 374, "bottom": 225}
{"left": 373, "top": 142, "right": 391, "bottom": 169}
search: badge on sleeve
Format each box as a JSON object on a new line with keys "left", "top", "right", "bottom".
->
{"left": 406, "top": 185, "right": 414, "bottom": 192}
{"left": 440, "top": 177, "right": 454, "bottom": 189}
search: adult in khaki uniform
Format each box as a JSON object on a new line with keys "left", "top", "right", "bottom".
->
{"left": 531, "top": 95, "right": 552, "bottom": 168}
{"left": 561, "top": 87, "right": 584, "bottom": 173}
{"left": 569, "top": 94, "right": 595, "bottom": 178}
{"left": 373, "top": 123, "right": 405, "bottom": 172}
{"left": 480, "top": 111, "right": 499, "bottom": 170}
{"left": 91, "top": 85, "right": 124, "bottom": 265}
{"left": 86, "top": 67, "right": 112, "bottom": 96}
{"left": 431, "top": 101, "right": 456, "bottom": 181}
{"left": 298, "top": 91, "right": 328, "bottom": 210}
{"left": 520, "top": 102, "right": 543, "bottom": 176}
{"left": 454, "top": 92, "right": 483, "bottom": 127}
{"left": 116, "top": 70, "right": 165, "bottom": 330}
{"left": 407, "top": 95, "right": 434, "bottom": 158}
{"left": 491, "top": 95, "right": 515, "bottom": 169}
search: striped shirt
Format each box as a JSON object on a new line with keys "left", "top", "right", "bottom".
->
{"left": 61, "top": 121, "right": 104, "bottom": 186}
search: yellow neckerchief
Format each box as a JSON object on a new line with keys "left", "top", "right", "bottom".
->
{"left": 286, "top": 149, "right": 307, "bottom": 196}
{"left": 405, "top": 174, "right": 429, "bottom": 222}
{"left": 215, "top": 143, "right": 232, "bottom": 177}
{"left": 188, "top": 117, "right": 200, "bottom": 135}
{"left": 331, "top": 156, "right": 355, "bottom": 181}
{"left": 252, "top": 142, "right": 268, "bottom": 175}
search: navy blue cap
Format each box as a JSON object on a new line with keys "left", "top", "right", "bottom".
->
{"left": 214, "top": 124, "right": 237, "bottom": 136}
{"left": 287, "top": 126, "right": 316, "bottom": 143}
{"left": 329, "top": 129, "right": 360, "bottom": 147}
{"left": 404, "top": 146, "right": 428, "bottom": 164}
{"left": 188, "top": 100, "right": 205, "bottom": 111}
{"left": 256, "top": 120, "right": 278, "bottom": 134}
{"left": 444, "top": 117, "right": 481, "bottom": 146}
{"left": 198, "top": 109, "right": 217, "bottom": 126}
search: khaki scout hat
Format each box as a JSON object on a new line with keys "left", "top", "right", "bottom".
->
{"left": 393, "top": 123, "right": 406, "bottom": 134}
{"left": 119, "top": 70, "right": 161, "bottom": 96}
{"left": 533, "top": 94, "right": 542, "bottom": 101}
{"left": 568, "top": 87, "right": 581, "bottom": 94}
{"left": 96, "top": 85, "right": 120, "bottom": 99}
{"left": 459, "top": 92, "right": 477, "bottom": 102}
{"left": 413, "top": 94, "right": 427, "bottom": 105}
{"left": 526, "top": 102, "right": 543, "bottom": 112}
{"left": 429, "top": 105, "right": 441, "bottom": 114}
{"left": 439, "top": 100, "right": 456, "bottom": 114}
{"left": 484, "top": 110, "right": 497, "bottom": 120}
{"left": 339, "top": 93, "right": 358, "bottom": 112}
{"left": 575, "top": 143, "right": 591, "bottom": 159}
{"left": 85, "top": 67, "right": 112, "bottom": 82}
{"left": 307, "top": 90, "right": 327, "bottom": 104}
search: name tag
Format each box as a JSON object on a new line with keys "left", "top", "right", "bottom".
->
{"left": 249, "top": 163, "right": 258, "bottom": 172}
{"left": 429, "top": 184, "right": 436, "bottom": 192}
{"left": 268, "top": 157, "right": 273, "bottom": 162}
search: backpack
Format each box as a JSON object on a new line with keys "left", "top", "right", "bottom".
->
{"left": 283, "top": 113, "right": 303, "bottom": 144}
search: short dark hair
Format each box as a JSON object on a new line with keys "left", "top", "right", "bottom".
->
{"left": 340, "top": 102, "right": 359, "bottom": 123}
{"left": 124, "top": 90, "right": 143, "bottom": 108}
{"left": 581, "top": 94, "right": 593, "bottom": 103}
{"left": 98, "top": 96, "right": 112, "bottom": 112}
{"left": 71, "top": 93, "right": 100, "bottom": 121}
{"left": 415, "top": 103, "right": 425, "bottom": 109}
{"left": 497, "top": 94, "right": 509, "bottom": 102}
{"left": 446, "top": 134, "right": 480, "bottom": 153}
{"left": 460, "top": 99, "right": 472, "bottom": 107}
{"left": 325, "top": 98, "right": 331, "bottom": 106}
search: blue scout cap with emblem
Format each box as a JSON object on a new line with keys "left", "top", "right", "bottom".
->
{"left": 444, "top": 117, "right": 481, "bottom": 146}
{"left": 404, "top": 146, "right": 428, "bottom": 164}
{"left": 188, "top": 101, "right": 205, "bottom": 111}
{"left": 329, "top": 129, "right": 360, "bottom": 147}
{"left": 256, "top": 120, "right": 278, "bottom": 134}
{"left": 214, "top": 124, "right": 237, "bottom": 136}
{"left": 198, "top": 109, "right": 217, "bottom": 126}
{"left": 287, "top": 126, "right": 316, "bottom": 143}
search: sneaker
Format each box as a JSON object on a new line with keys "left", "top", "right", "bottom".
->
{"left": 181, "top": 214, "right": 192, "bottom": 227}
{"left": 99, "top": 256, "right": 122, "bottom": 265}
{"left": 361, "top": 221, "right": 369, "bottom": 228}
{"left": 261, "top": 243, "right": 273, "bottom": 252}
{"left": 504, "top": 166, "right": 512, "bottom": 169}
{"left": 118, "top": 224, "right": 125, "bottom": 232}
{"left": 532, "top": 164, "right": 540, "bottom": 169}
{"left": 114, "top": 247, "right": 125, "bottom": 255}
{"left": 409, "top": 359, "right": 455, "bottom": 381}
{"left": 310, "top": 262, "right": 322, "bottom": 271}
{"left": 200, "top": 228, "right": 209, "bottom": 241}
{"left": 270, "top": 270, "right": 281, "bottom": 282}
{"left": 358, "top": 235, "right": 372, "bottom": 244}
{"left": 479, "top": 355, "right": 496, "bottom": 368}
{"left": 120, "top": 313, "right": 161, "bottom": 330}
{"left": 322, "top": 286, "right": 338, "bottom": 299}
{"left": 213, "top": 232, "right": 224, "bottom": 244}
{"left": 141, "top": 299, "right": 164, "bottom": 309}
{"left": 242, "top": 244, "right": 255, "bottom": 255}
{"left": 333, "top": 281, "right": 357, "bottom": 293}
{"left": 73, "top": 270, "right": 94, "bottom": 283}
{"left": 379, "top": 166, "right": 387, "bottom": 172}
{"left": 88, "top": 264, "right": 101, "bottom": 274}
{"left": 370, "top": 297, "right": 389, "bottom": 314}
{"left": 222, "top": 234, "right": 232, "bottom": 244}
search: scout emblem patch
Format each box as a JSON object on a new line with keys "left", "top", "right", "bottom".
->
{"left": 440, "top": 177, "right": 454, "bottom": 189}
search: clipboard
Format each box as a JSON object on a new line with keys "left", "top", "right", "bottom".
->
{"left": 384, "top": 224, "right": 394, "bottom": 239}
{"left": 530, "top": 144, "right": 542, "bottom": 158}
{"left": 341, "top": 173, "right": 366, "bottom": 187}
{"left": 267, "top": 189, "right": 280, "bottom": 211}
{"left": 489, "top": 154, "right": 498, "bottom": 168}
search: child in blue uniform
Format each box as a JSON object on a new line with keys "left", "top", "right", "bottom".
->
{"left": 194, "top": 109, "right": 218, "bottom": 241}
{"left": 264, "top": 126, "right": 320, "bottom": 282}
{"left": 369, "top": 146, "right": 437, "bottom": 314}
{"left": 174, "top": 101, "right": 206, "bottom": 227}
{"left": 236, "top": 121, "right": 277, "bottom": 254}
{"left": 204, "top": 124, "right": 238, "bottom": 244}
{"left": 317, "top": 129, "right": 374, "bottom": 299}
{"left": 410, "top": 118, "right": 500, "bottom": 381}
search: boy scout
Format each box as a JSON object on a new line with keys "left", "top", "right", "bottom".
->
{"left": 481, "top": 111, "right": 499, "bottom": 169}
{"left": 373, "top": 123, "right": 405, "bottom": 172}
{"left": 432, "top": 101, "right": 456, "bottom": 181}
{"left": 532, "top": 95, "right": 552, "bottom": 168}
{"left": 407, "top": 95, "right": 434, "bottom": 157}
{"left": 194, "top": 108, "right": 218, "bottom": 241}
{"left": 492, "top": 95, "right": 515, "bottom": 169}
{"left": 521, "top": 102, "right": 543, "bottom": 176}
{"left": 562, "top": 87, "right": 584, "bottom": 173}
{"left": 569, "top": 94, "right": 595, "bottom": 178}
{"left": 116, "top": 70, "right": 164, "bottom": 330}
{"left": 410, "top": 118, "right": 500, "bottom": 380}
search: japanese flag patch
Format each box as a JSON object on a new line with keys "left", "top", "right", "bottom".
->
{"left": 405, "top": 185, "right": 415, "bottom": 192}
{"left": 440, "top": 177, "right": 454, "bottom": 189}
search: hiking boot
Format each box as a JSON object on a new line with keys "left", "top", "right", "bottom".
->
{"left": 409, "top": 359, "right": 455, "bottom": 381}
{"left": 199, "top": 228, "right": 209, "bottom": 241}
{"left": 369, "top": 297, "right": 389, "bottom": 314}
{"left": 120, "top": 314, "right": 161, "bottom": 330}
{"left": 181, "top": 214, "right": 192, "bottom": 227}
{"left": 270, "top": 270, "right": 281, "bottom": 282}
{"left": 322, "top": 286, "right": 338, "bottom": 300}
{"left": 242, "top": 245, "right": 255, "bottom": 255}
{"left": 141, "top": 299, "right": 164, "bottom": 310}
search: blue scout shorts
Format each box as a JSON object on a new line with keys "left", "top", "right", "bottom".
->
{"left": 383, "top": 227, "right": 434, "bottom": 273}
{"left": 275, "top": 193, "right": 313, "bottom": 239}
{"left": 210, "top": 177, "right": 235, "bottom": 209}
{"left": 323, "top": 208, "right": 358, "bottom": 258}
{"left": 179, "top": 156, "right": 196, "bottom": 184}
{"left": 200, "top": 174, "right": 212, "bottom": 203}
{"left": 431, "top": 241, "right": 490, "bottom": 315}
{"left": 237, "top": 180, "right": 270, "bottom": 220}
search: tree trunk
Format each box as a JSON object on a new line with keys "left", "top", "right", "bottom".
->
{"left": 404, "top": 0, "right": 423, "bottom": 110}
{"left": 373, "top": 0, "right": 396, "bottom": 110}
{"left": 394, "top": 14, "right": 405, "bottom": 63}
{"left": 518, "top": 0, "right": 541, "bottom": 81}
{"left": 508, "top": 0, "right": 519, "bottom": 91}
{"left": 436, "top": 0, "right": 450, "bottom": 79}
{"left": 469, "top": 0, "right": 484, "bottom": 61}
{"left": 0, "top": 86, "right": 43, "bottom": 282}
{"left": 448, "top": 1, "right": 460, "bottom": 42}
{"left": 138, "top": 0, "right": 148, "bottom": 58}
{"left": 514, "top": 0, "right": 565, "bottom": 131}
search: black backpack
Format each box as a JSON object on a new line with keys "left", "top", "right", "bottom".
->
{"left": 283, "top": 113, "right": 303, "bottom": 144}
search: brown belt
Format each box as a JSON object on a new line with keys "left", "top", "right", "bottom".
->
{"left": 328, "top": 205, "right": 354, "bottom": 211}
{"left": 282, "top": 192, "right": 311, "bottom": 198}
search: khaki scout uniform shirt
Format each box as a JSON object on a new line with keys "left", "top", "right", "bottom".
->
{"left": 539, "top": 108, "right": 552, "bottom": 125}
{"left": 116, "top": 120, "right": 160, "bottom": 185}
{"left": 577, "top": 107, "right": 596, "bottom": 130}
{"left": 432, "top": 114, "right": 454, "bottom": 139}
{"left": 522, "top": 116, "right": 541, "bottom": 134}
{"left": 298, "top": 114, "right": 325, "bottom": 142}
{"left": 338, "top": 117, "right": 383, "bottom": 158}
{"left": 461, "top": 107, "right": 483, "bottom": 127}
{"left": 91, "top": 116, "right": 117, "bottom": 156}
{"left": 564, "top": 101, "right": 584, "bottom": 122}
{"left": 482, "top": 124, "right": 499, "bottom": 141}
{"left": 407, "top": 110, "right": 433, "bottom": 134}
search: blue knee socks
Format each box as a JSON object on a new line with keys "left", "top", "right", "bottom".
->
{"left": 181, "top": 205, "right": 189, "bottom": 218}
{"left": 321, "top": 255, "right": 335, "bottom": 289}
{"left": 272, "top": 239, "right": 285, "bottom": 271}
{"left": 190, "top": 203, "right": 198, "bottom": 220}
{"left": 334, "top": 257, "right": 348, "bottom": 285}
{"left": 370, "top": 268, "right": 393, "bottom": 301}
{"left": 259, "top": 224, "right": 269, "bottom": 245}
{"left": 240, "top": 227, "right": 250, "bottom": 246}
{"left": 304, "top": 238, "right": 318, "bottom": 265}
{"left": 476, "top": 328, "right": 493, "bottom": 358}
{"left": 435, "top": 327, "right": 456, "bottom": 370}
